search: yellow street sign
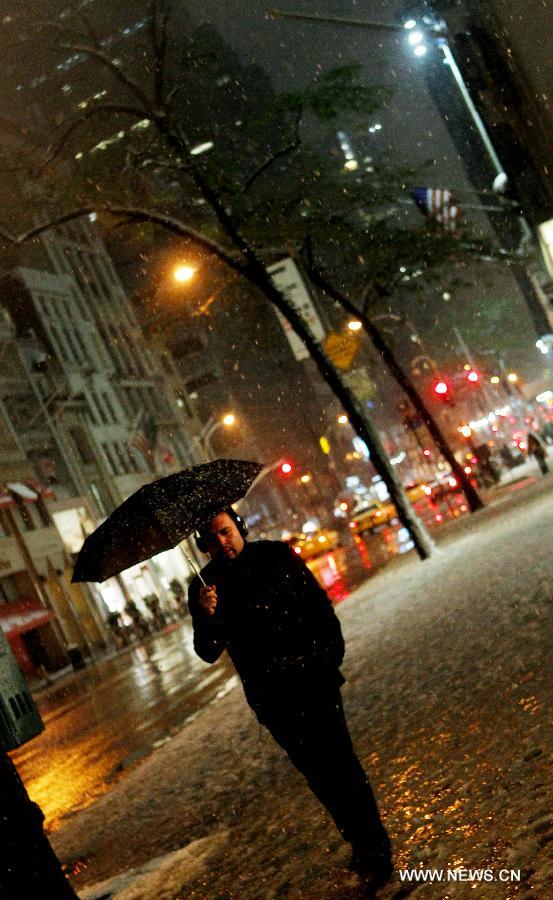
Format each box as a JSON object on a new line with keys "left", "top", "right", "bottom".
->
{"left": 323, "top": 332, "right": 360, "bottom": 371}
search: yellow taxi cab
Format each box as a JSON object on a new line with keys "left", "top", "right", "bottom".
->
{"left": 351, "top": 499, "right": 397, "bottom": 534}
{"left": 405, "top": 481, "right": 430, "bottom": 502}
{"left": 351, "top": 483, "right": 430, "bottom": 535}
{"left": 283, "top": 529, "right": 340, "bottom": 560}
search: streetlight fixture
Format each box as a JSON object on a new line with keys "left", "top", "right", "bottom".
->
{"left": 173, "top": 264, "right": 196, "bottom": 284}
{"left": 198, "top": 412, "right": 237, "bottom": 456}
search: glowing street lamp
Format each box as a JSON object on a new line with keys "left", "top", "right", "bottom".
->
{"left": 347, "top": 320, "right": 363, "bottom": 332}
{"left": 173, "top": 264, "right": 196, "bottom": 283}
{"left": 200, "top": 412, "right": 237, "bottom": 456}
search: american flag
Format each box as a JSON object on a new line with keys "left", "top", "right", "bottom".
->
{"left": 411, "top": 187, "right": 459, "bottom": 231}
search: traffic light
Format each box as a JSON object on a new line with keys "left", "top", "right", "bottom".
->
{"left": 466, "top": 369, "right": 480, "bottom": 384}
{"left": 433, "top": 380, "right": 452, "bottom": 402}
{"left": 279, "top": 460, "right": 293, "bottom": 477}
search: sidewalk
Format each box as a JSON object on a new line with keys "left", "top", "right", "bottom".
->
{"left": 49, "top": 473, "right": 553, "bottom": 899}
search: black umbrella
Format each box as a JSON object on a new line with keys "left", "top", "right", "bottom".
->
{"left": 72, "top": 458, "right": 264, "bottom": 584}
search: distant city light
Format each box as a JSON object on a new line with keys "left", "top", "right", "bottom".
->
{"left": 222, "top": 413, "right": 236, "bottom": 426}
{"left": 507, "top": 372, "right": 518, "bottom": 383}
{"left": 404, "top": 19, "right": 417, "bottom": 29}
{"left": 408, "top": 31, "right": 424, "bottom": 45}
{"left": 190, "top": 141, "right": 214, "bottom": 156}
{"left": 490, "top": 375, "right": 500, "bottom": 384}
{"left": 414, "top": 45, "right": 427, "bottom": 57}
{"left": 347, "top": 320, "right": 362, "bottom": 332}
{"left": 337, "top": 414, "right": 348, "bottom": 424}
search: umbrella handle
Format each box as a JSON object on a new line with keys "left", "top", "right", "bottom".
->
{"left": 183, "top": 549, "right": 207, "bottom": 586}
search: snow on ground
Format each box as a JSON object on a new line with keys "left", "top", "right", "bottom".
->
{"left": 53, "top": 476, "right": 553, "bottom": 898}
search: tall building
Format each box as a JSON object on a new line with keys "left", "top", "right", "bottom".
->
{"left": 0, "top": 218, "right": 206, "bottom": 678}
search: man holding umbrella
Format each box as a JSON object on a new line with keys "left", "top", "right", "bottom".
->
{"left": 73, "top": 459, "right": 392, "bottom": 885}
{"left": 188, "top": 507, "right": 393, "bottom": 885}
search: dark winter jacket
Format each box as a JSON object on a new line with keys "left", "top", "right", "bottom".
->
{"left": 188, "top": 540, "right": 345, "bottom": 716}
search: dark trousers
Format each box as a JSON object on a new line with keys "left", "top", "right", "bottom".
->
{"left": 260, "top": 687, "right": 390, "bottom": 855}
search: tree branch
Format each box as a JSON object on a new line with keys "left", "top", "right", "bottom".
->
{"left": 41, "top": 103, "right": 148, "bottom": 170}
{"left": 58, "top": 42, "right": 158, "bottom": 118}
{"left": 243, "top": 108, "right": 303, "bottom": 193}
{"left": 0, "top": 205, "right": 249, "bottom": 275}
{"left": 149, "top": 0, "right": 170, "bottom": 108}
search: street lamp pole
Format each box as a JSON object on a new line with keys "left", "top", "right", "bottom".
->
{"left": 195, "top": 413, "right": 237, "bottom": 457}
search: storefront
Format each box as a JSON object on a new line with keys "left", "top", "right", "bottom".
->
{"left": 0, "top": 598, "right": 57, "bottom": 676}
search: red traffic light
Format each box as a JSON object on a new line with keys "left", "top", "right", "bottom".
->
{"left": 432, "top": 380, "right": 453, "bottom": 403}
{"left": 466, "top": 370, "right": 480, "bottom": 383}
{"left": 279, "top": 461, "right": 293, "bottom": 476}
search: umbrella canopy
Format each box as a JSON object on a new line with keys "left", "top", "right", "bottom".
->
{"left": 72, "top": 458, "right": 264, "bottom": 583}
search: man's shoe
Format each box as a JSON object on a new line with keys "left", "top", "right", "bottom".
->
{"left": 349, "top": 847, "right": 394, "bottom": 886}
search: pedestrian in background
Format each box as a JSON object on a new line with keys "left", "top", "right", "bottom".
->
{"left": 527, "top": 431, "right": 548, "bottom": 475}
{"left": 188, "top": 508, "right": 393, "bottom": 888}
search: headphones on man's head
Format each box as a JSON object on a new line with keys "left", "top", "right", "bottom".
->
{"left": 195, "top": 507, "right": 249, "bottom": 554}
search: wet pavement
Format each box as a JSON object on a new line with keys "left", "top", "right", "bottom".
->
{"left": 11, "top": 624, "right": 237, "bottom": 831}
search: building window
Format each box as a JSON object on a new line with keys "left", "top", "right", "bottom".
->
{"left": 102, "top": 392, "right": 118, "bottom": 424}
{"left": 0, "top": 510, "right": 12, "bottom": 537}
{"left": 0, "top": 574, "right": 18, "bottom": 604}
{"left": 13, "top": 499, "right": 35, "bottom": 532}
{"left": 69, "top": 428, "right": 96, "bottom": 464}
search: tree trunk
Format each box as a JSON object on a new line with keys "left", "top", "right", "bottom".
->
{"left": 244, "top": 259, "right": 436, "bottom": 559}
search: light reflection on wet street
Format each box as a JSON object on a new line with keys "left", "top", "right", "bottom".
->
{"left": 11, "top": 622, "right": 236, "bottom": 832}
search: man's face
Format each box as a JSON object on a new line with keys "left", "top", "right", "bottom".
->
{"left": 204, "top": 512, "right": 245, "bottom": 561}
